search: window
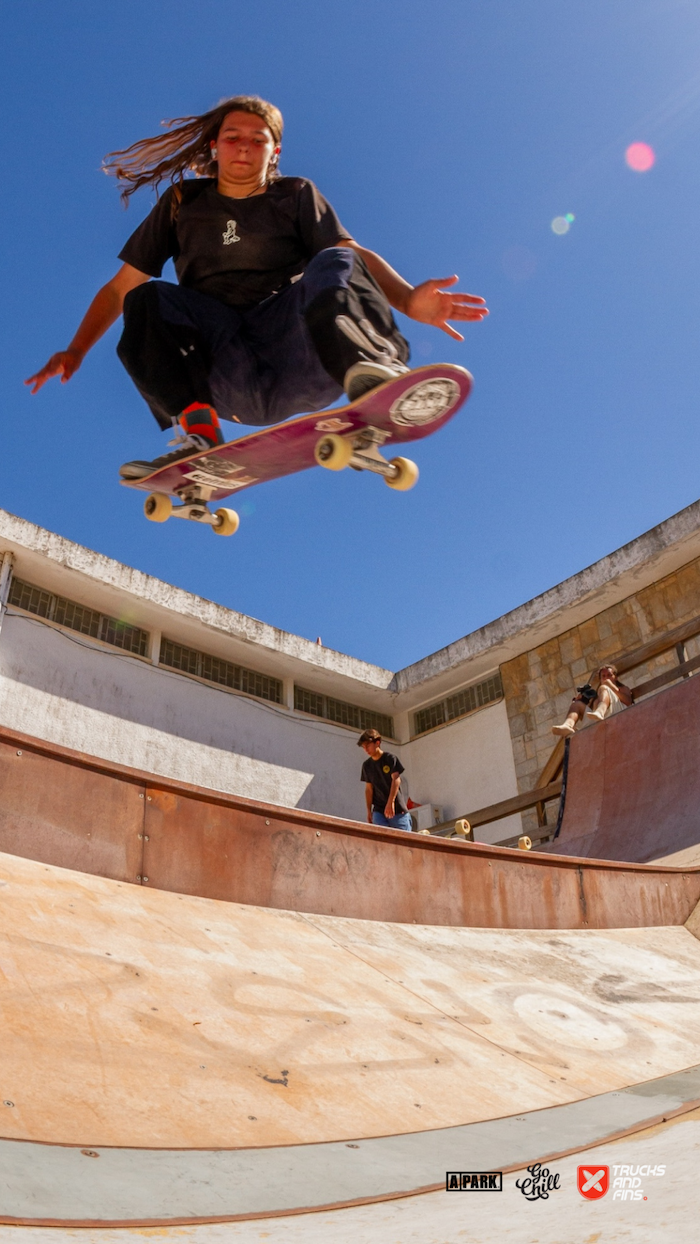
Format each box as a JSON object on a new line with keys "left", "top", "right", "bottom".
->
{"left": 8, "top": 577, "right": 149, "bottom": 657}
{"left": 159, "top": 637, "right": 282, "bottom": 704}
{"left": 294, "top": 685, "right": 394, "bottom": 738}
{"left": 413, "top": 673, "right": 503, "bottom": 736}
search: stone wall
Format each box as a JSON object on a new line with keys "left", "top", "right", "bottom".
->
{"left": 500, "top": 554, "right": 700, "bottom": 833}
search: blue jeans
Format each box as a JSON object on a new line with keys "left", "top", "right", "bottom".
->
{"left": 372, "top": 811, "right": 414, "bottom": 833}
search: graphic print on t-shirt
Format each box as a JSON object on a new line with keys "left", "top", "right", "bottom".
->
{"left": 222, "top": 220, "right": 240, "bottom": 245}
{"left": 118, "top": 178, "right": 351, "bottom": 307}
{"left": 361, "top": 752, "right": 407, "bottom": 816}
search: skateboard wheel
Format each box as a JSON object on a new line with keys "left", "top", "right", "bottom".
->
{"left": 144, "top": 492, "right": 172, "bottom": 523}
{"left": 213, "top": 507, "right": 240, "bottom": 537}
{"left": 518, "top": 835, "right": 533, "bottom": 851}
{"left": 386, "top": 457, "right": 419, "bottom": 491}
{"left": 453, "top": 818, "right": 472, "bottom": 839}
{"left": 314, "top": 433, "right": 353, "bottom": 471}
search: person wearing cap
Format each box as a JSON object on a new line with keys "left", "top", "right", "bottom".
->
{"left": 358, "top": 729, "right": 413, "bottom": 833}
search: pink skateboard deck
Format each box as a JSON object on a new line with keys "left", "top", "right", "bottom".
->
{"left": 124, "top": 364, "right": 472, "bottom": 533}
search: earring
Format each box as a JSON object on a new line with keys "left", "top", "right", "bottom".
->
{"left": 211, "top": 147, "right": 218, "bottom": 159}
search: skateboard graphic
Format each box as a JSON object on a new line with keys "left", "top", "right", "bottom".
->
{"left": 122, "top": 364, "right": 472, "bottom": 536}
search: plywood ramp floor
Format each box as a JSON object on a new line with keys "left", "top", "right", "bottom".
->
{"left": 5, "top": 1106, "right": 696, "bottom": 1244}
{"left": 3, "top": 850, "right": 700, "bottom": 1149}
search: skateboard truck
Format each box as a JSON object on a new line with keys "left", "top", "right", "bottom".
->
{"left": 143, "top": 485, "right": 240, "bottom": 536}
{"left": 314, "top": 428, "right": 419, "bottom": 491}
{"left": 125, "top": 367, "right": 472, "bottom": 533}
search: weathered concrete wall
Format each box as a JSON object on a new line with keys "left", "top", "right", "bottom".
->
{"left": 4, "top": 500, "right": 700, "bottom": 840}
{"left": 501, "top": 553, "right": 700, "bottom": 832}
{"left": 0, "top": 609, "right": 511, "bottom": 831}
{"left": 0, "top": 612, "right": 382, "bottom": 822}
{"left": 404, "top": 699, "right": 521, "bottom": 842}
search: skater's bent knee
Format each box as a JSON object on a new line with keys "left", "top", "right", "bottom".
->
{"left": 307, "top": 246, "right": 356, "bottom": 275}
{"left": 122, "top": 280, "right": 160, "bottom": 316}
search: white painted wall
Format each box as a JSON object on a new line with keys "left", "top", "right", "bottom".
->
{"left": 0, "top": 611, "right": 387, "bottom": 823}
{"left": 404, "top": 699, "right": 522, "bottom": 843}
{"left": 0, "top": 610, "right": 521, "bottom": 839}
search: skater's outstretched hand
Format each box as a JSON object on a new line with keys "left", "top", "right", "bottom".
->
{"left": 25, "top": 349, "right": 84, "bottom": 393}
{"left": 25, "top": 264, "right": 150, "bottom": 395}
{"left": 406, "top": 276, "right": 488, "bottom": 341}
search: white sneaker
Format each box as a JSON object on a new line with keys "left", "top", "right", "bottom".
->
{"left": 119, "top": 432, "right": 219, "bottom": 481}
{"left": 344, "top": 360, "right": 410, "bottom": 401}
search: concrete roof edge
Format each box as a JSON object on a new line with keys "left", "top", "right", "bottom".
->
{"left": 0, "top": 510, "right": 394, "bottom": 690}
{"left": 391, "top": 497, "right": 700, "bottom": 695}
{"left": 5, "top": 496, "right": 700, "bottom": 704}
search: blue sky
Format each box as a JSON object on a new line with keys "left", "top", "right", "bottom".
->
{"left": 2, "top": 0, "right": 699, "bottom": 669}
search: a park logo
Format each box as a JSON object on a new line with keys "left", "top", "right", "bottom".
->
{"left": 577, "top": 1165, "right": 609, "bottom": 1200}
{"left": 446, "top": 1172, "right": 503, "bottom": 1191}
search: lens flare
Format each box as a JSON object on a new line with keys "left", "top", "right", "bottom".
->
{"left": 625, "top": 142, "right": 655, "bottom": 172}
{"left": 551, "top": 216, "right": 570, "bottom": 235}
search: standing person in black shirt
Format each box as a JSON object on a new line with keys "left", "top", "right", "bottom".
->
{"left": 358, "top": 728, "right": 413, "bottom": 833}
{"left": 26, "top": 95, "right": 488, "bottom": 478}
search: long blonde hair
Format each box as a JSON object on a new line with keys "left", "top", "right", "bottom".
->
{"left": 102, "top": 95, "right": 284, "bottom": 204}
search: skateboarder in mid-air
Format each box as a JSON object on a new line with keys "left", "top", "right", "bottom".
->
{"left": 26, "top": 94, "right": 488, "bottom": 480}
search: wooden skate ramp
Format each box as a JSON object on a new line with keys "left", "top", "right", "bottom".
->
{"left": 551, "top": 672, "right": 700, "bottom": 863}
{"left": 4, "top": 848, "right": 700, "bottom": 1225}
{"left": 1, "top": 724, "right": 700, "bottom": 930}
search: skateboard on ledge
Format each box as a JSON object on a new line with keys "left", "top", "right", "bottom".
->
{"left": 121, "top": 364, "right": 472, "bottom": 536}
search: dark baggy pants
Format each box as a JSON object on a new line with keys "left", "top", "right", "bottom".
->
{"left": 116, "top": 247, "right": 410, "bottom": 429}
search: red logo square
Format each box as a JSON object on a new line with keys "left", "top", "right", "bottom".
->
{"left": 577, "top": 1165, "right": 609, "bottom": 1199}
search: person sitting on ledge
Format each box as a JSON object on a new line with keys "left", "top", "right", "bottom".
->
{"left": 551, "top": 664, "right": 633, "bottom": 738}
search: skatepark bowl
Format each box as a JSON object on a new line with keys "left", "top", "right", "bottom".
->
{"left": 3, "top": 666, "right": 700, "bottom": 1241}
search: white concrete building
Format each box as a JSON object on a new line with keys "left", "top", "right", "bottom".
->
{"left": 2, "top": 500, "right": 700, "bottom": 843}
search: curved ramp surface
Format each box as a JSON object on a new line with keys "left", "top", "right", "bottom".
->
{"left": 552, "top": 672, "right": 700, "bottom": 863}
{"left": 3, "top": 1068, "right": 700, "bottom": 1224}
{"left": 11, "top": 1105, "right": 695, "bottom": 1242}
{"left": 1, "top": 726, "right": 699, "bottom": 930}
{"left": 4, "top": 850, "right": 700, "bottom": 1223}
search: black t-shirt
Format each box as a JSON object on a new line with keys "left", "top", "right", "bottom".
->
{"left": 118, "top": 177, "right": 350, "bottom": 308}
{"left": 361, "top": 752, "right": 407, "bottom": 815}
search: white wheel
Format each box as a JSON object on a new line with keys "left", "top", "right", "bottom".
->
{"left": 144, "top": 492, "right": 172, "bottom": 523}
{"left": 213, "top": 507, "right": 240, "bottom": 537}
{"left": 314, "top": 433, "right": 353, "bottom": 471}
{"left": 385, "top": 457, "right": 419, "bottom": 491}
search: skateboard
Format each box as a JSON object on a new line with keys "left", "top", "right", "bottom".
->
{"left": 122, "top": 364, "right": 472, "bottom": 536}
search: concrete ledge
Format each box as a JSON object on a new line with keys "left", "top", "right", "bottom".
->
{"left": 394, "top": 498, "right": 700, "bottom": 704}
